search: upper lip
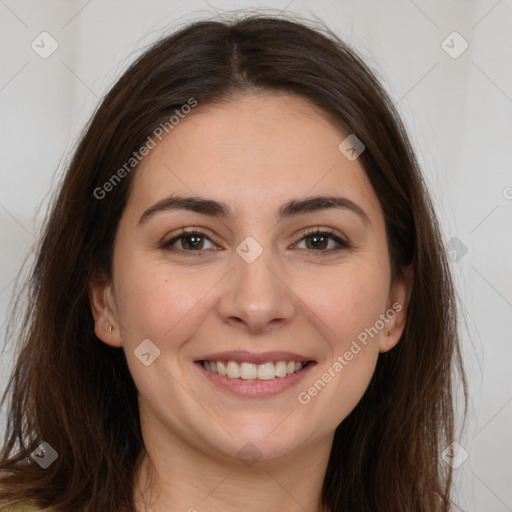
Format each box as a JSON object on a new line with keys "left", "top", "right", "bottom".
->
{"left": 196, "top": 351, "right": 315, "bottom": 365}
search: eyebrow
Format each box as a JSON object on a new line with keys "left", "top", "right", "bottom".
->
{"left": 138, "top": 194, "right": 370, "bottom": 226}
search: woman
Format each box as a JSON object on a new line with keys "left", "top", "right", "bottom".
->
{"left": 0, "top": 13, "right": 466, "bottom": 512}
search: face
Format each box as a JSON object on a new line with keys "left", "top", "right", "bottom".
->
{"left": 90, "top": 92, "right": 409, "bottom": 466}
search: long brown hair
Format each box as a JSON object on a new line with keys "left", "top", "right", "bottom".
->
{"left": 0, "top": 13, "right": 467, "bottom": 512}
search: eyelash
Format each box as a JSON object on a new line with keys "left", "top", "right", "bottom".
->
{"left": 160, "top": 227, "right": 350, "bottom": 257}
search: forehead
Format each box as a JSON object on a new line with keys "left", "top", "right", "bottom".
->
{"left": 127, "top": 92, "right": 381, "bottom": 223}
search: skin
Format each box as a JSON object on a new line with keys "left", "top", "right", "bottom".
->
{"left": 89, "top": 92, "right": 411, "bottom": 512}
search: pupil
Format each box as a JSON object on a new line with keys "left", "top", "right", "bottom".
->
{"left": 184, "top": 235, "right": 202, "bottom": 249}
{"left": 308, "top": 235, "right": 326, "bottom": 249}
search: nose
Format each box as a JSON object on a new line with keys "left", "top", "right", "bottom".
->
{"left": 216, "top": 246, "right": 297, "bottom": 334}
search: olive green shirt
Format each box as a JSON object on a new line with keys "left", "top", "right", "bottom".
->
{"left": 2, "top": 502, "right": 52, "bottom": 512}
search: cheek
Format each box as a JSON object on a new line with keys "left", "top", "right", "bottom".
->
{"left": 301, "top": 261, "right": 390, "bottom": 350}
{"left": 113, "top": 255, "right": 220, "bottom": 345}
{"left": 294, "top": 267, "right": 385, "bottom": 426}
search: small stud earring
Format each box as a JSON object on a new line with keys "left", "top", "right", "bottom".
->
{"left": 385, "top": 331, "right": 390, "bottom": 336}
{"left": 109, "top": 325, "right": 113, "bottom": 333}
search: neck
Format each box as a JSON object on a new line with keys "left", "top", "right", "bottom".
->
{"left": 132, "top": 427, "right": 333, "bottom": 512}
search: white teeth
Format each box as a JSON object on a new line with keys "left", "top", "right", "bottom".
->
{"left": 275, "top": 361, "right": 288, "bottom": 378}
{"left": 202, "top": 360, "right": 307, "bottom": 380}
{"left": 226, "top": 361, "right": 241, "bottom": 378}
{"left": 240, "top": 362, "right": 257, "bottom": 380}
{"left": 217, "top": 361, "right": 227, "bottom": 376}
{"left": 257, "top": 362, "right": 275, "bottom": 380}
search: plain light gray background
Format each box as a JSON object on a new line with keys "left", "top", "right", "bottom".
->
{"left": 1, "top": 1, "right": 511, "bottom": 510}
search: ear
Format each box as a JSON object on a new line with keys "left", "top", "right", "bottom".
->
{"left": 89, "top": 270, "right": 122, "bottom": 348}
{"left": 379, "top": 265, "right": 413, "bottom": 353}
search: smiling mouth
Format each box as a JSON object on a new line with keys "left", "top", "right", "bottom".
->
{"left": 199, "top": 360, "right": 313, "bottom": 380}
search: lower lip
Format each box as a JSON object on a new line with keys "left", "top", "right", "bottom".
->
{"left": 195, "top": 361, "right": 316, "bottom": 398}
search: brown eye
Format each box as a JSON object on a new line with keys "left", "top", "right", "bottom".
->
{"left": 161, "top": 229, "right": 217, "bottom": 255}
{"left": 304, "top": 233, "right": 329, "bottom": 250}
{"left": 179, "top": 234, "right": 205, "bottom": 250}
{"left": 295, "top": 229, "right": 350, "bottom": 253}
